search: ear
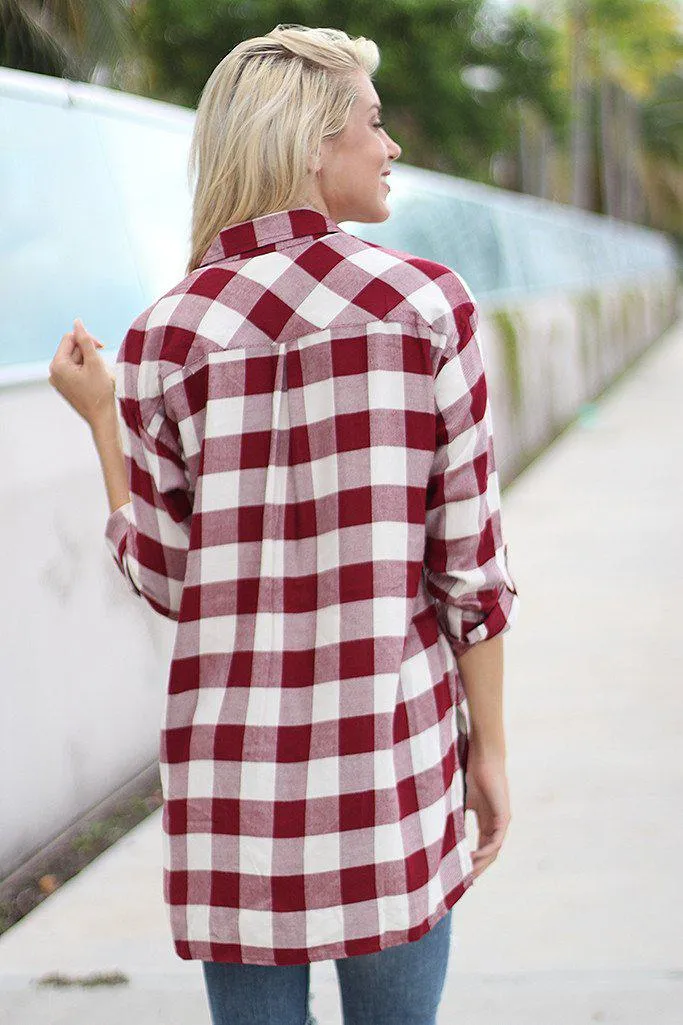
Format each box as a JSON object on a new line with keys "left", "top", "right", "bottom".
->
{"left": 309, "top": 145, "right": 324, "bottom": 175}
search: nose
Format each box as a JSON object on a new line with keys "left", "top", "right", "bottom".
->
{"left": 386, "top": 132, "right": 401, "bottom": 163}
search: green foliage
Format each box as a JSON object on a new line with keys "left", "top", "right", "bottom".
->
{"left": 581, "top": 0, "right": 683, "bottom": 97}
{"left": 486, "top": 6, "right": 566, "bottom": 127}
{"left": 133, "top": 0, "right": 567, "bottom": 183}
{"left": 1, "top": 0, "right": 680, "bottom": 230}
{"left": 493, "top": 309, "right": 523, "bottom": 413}
{"left": 642, "top": 69, "right": 683, "bottom": 164}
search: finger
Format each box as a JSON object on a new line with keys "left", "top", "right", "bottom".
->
{"left": 471, "top": 853, "right": 497, "bottom": 879}
{"left": 74, "top": 318, "right": 104, "bottom": 351}
{"left": 475, "top": 822, "right": 508, "bottom": 855}
{"left": 51, "top": 332, "right": 77, "bottom": 365}
{"left": 49, "top": 335, "right": 80, "bottom": 383}
{"left": 73, "top": 319, "right": 99, "bottom": 361}
{"left": 472, "top": 840, "right": 502, "bottom": 864}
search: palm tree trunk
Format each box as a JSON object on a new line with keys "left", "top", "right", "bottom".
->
{"left": 570, "top": 2, "right": 592, "bottom": 209}
{"left": 538, "top": 123, "right": 553, "bottom": 200}
{"left": 624, "top": 92, "right": 647, "bottom": 223}
{"left": 599, "top": 77, "right": 620, "bottom": 216}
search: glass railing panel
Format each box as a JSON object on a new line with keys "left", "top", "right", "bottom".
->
{"left": 0, "top": 95, "right": 146, "bottom": 365}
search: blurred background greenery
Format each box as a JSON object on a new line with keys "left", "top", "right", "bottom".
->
{"left": 1, "top": 0, "right": 681, "bottom": 239}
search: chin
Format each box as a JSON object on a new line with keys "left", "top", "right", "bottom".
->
{"left": 350, "top": 200, "right": 392, "bottom": 224}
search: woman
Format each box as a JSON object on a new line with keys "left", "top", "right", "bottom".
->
{"left": 50, "top": 25, "right": 518, "bottom": 1025}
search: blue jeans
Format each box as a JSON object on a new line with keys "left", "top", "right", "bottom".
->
{"left": 202, "top": 909, "right": 452, "bottom": 1025}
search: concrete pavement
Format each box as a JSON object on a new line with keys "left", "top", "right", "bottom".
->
{"left": 1, "top": 318, "right": 682, "bottom": 1024}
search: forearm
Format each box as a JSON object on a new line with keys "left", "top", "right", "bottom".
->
{"left": 455, "top": 634, "right": 506, "bottom": 760}
{"left": 90, "top": 403, "right": 131, "bottom": 515}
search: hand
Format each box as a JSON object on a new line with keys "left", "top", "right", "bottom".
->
{"left": 465, "top": 749, "right": 511, "bottom": 879}
{"left": 49, "top": 319, "right": 115, "bottom": 429}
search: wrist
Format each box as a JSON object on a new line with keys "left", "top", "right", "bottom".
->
{"left": 89, "top": 399, "right": 118, "bottom": 441}
{"left": 468, "top": 731, "right": 506, "bottom": 764}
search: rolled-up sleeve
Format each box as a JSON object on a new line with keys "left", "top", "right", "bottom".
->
{"left": 424, "top": 298, "right": 518, "bottom": 657}
{"left": 105, "top": 396, "right": 191, "bottom": 621}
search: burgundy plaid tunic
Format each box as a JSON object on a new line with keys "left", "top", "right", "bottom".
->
{"left": 106, "top": 208, "right": 518, "bottom": 965}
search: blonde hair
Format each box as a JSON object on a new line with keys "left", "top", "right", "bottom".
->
{"left": 187, "top": 25, "right": 380, "bottom": 272}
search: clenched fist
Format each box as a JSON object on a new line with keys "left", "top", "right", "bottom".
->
{"left": 49, "top": 319, "right": 115, "bottom": 429}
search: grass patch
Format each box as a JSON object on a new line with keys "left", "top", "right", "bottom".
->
{"left": 36, "top": 971, "right": 129, "bottom": 988}
{"left": 0, "top": 781, "right": 162, "bottom": 937}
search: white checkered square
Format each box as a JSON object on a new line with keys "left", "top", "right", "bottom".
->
{"left": 302, "top": 375, "right": 336, "bottom": 425}
{"left": 239, "top": 251, "right": 292, "bottom": 288}
{"left": 252, "top": 609, "right": 284, "bottom": 653}
{"left": 367, "top": 369, "right": 406, "bottom": 409}
{"left": 421, "top": 792, "right": 448, "bottom": 847}
{"left": 311, "top": 679, "right": 341, "bottom": 724}
{"left": 371, "top": 520, "right": 410, "bottom": 561}
{"left": 306, "top": 906, "right": 345, "bottom": 947}
{"left": 306, "top": 756, "right": 340, "bottom": 798}
{"left": 206, "top": 394, "right": 246, "bottom": 435}
{"left": 201, "top": 543, "right": 241, "bottom": 584}
{"left": 199, "top": 614, "right": 237, "bottom": 655}
{"left": 379, "top": 892, "right": 411, "bottom": 933}
{"left": 373, "top": 820, "right": 404, "bottom": 860}
{"left": 240, "top": 834, "right": 275, "bottom": 875}
{"left": 409, "top": 720, "right": 442, "bottom": 776}
{"left": 244, "top": 686, "right": 283, "bottom": 727}
{"left": 347, "top": 247, "right": 403, "bottom": 276}
{"left": 186, "top": 760, "right": 215, "bottom": 799}
{"left": 137, "top": 359, "right": 163, "bottom": 401}
{"left": 297, "top": 283, "right": 349, "bottom": 328}
{"left": 303, "top": 831, "right": 340, "bottom": 872}
{"left": 309, "top": 453, "right": 340, "bottom": 500}
{"left": 201, "top": 469, "right": 242, "bottom": 512}
{"left": 444, "top": 492, "right": 482, "bottom": 541}
{"left": 186, "top": 904, "right": 211, "bottom": 941}
{"left": 371, "top": 674, "right": 401, "bottom": 716}
{"left": 370, "top": 446, "right": 407, "bottom": 486}
{"left": 198, "top": 302, "right": 246, "bottom": 347}
{"left": 186, "top": 833, "right": 214, "bottom": 872}
{"left": 237, "top": 908, "right": 274, "bottom": 949}
{"left": 178, "top": 411, "right": 201, "bottom": 459}
{"left": 400, "top": 647, "right": 437, "bottom": 702}
{"left": 315, "top": 603, "right": 341, "bottom": 648}
{"left": 407, "top": 280, "right": 451, "bottom": 325}
{"left": 259, "top": 536, "right": 285, "bottom": 579}
{"left": 372, "top": 595, "right": 409, "bottom": 639}
{"left": 146, "top": 293, "right": 185, "bottom": 330}
{"left": 193, "top": 687, "right": 227, "bottom": 726}
{"left": 316, "top": 529, "right": 340, "bottom": 573}
{"left": 435, "top": 342, "right": 469, "bottom": 406}
{"left": 240, "top": 760, "right": 277, "bottom": 801}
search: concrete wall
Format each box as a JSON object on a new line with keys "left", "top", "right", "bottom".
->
{"left": 0, "top": 390, "right": 174, "bottom": 879}
{"left": 0, "top": 273, "right": 678, "bottom": 880}
{"left": 480, "top": 276, "right": 679, "bottom": 485}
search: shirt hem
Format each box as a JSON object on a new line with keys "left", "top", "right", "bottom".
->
{"left": 171, "top": 874, "right": 473, "bottom": 966}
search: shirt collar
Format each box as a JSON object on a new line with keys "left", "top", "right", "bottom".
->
{"left": 199, "top": 208, "right": 340, "bottom": 266}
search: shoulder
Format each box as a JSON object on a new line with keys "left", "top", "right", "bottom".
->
{"left": 331, "top": 229, "right": 476, "bottom": 337}
{"left": 118, "top": 267, "right": 233, "bottom": 373}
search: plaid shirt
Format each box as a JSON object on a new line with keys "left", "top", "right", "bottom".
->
{"left": 106, "top": 208, "right": 518, "bottom": 966}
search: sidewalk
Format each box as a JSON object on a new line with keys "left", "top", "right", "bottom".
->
{"left": 1, "top": 319, "right": 682, "bottom": 1024}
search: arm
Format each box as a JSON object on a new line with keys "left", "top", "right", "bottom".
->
{"left": 456, "top": 635, "right": 511, "bottom": 878}
{"left": 91, "top": 404, "right": 130, "bottom": 515}
{"left": 457, "top": 634, "right": 505, "bottom": 759}
{"left": 424, "top": 298, "right": 518, "bottom": 878}
{"left": 50, "top": 321, "right": 191, "bottom": 620}
{"left": 50, "top": 321, "right": 130, "bottom": 514}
